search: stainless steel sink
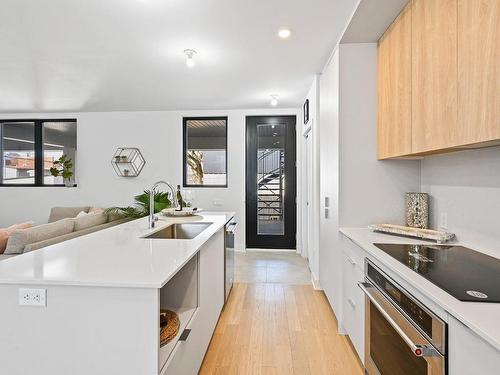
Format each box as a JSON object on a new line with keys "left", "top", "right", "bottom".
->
{"left": 143, "top": 222, "right": 212, "bottom": 239}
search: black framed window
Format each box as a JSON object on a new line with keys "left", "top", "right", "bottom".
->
{"left": 183, "top": 117, "right": 228, "bottom": 188}
{"left": 0, "top": 119, "right": 77, "bottom": 186}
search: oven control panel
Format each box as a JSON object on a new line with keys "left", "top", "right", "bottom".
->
{"left": 367, "top": 262, "right": 433, "bottom": 339}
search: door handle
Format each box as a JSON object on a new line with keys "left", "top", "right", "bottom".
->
{"left": 358, "top": 282, "right": 441, "bottom": 358}
{"left": 179, "top": 329, "right": 191, "bottom": 342}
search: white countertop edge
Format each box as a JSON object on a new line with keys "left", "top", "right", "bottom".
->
{"left": 339, "top": 227, "right": 500, "bottom": 353}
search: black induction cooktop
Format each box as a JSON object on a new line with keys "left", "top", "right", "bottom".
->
{"left": 373, "top": 243, "right": 500, "bottom": 303}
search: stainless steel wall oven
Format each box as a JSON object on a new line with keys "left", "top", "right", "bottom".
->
{"left": 359, "top": 260, "right": 447, "bottom": 375}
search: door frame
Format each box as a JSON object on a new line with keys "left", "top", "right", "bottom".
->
{"left": 245, "top": 115, "right": 297, "bottom": 249}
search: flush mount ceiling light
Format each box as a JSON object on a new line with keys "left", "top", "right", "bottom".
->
{"left": 184, "top": 49, "right": 197, "bottom": 68}
{"left": 270, "top": 95, "right": 279, "bottom": 106}
{"left": 278, "top": 28, "right": 291, "bottom": 38}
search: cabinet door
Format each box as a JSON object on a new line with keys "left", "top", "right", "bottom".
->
{"left": 341, "top": 253, "right": 365, "bottom": 363}
{"left": 458, "top": 0, "right": 500, "bottom": 145}
{"left": 162, "top": 229, "right": 225, "bottom": 375}
{"left": 448, "top": 316, "right": 500, "bottom": 375}
{"left": 377, "top": 3, "right": 412, "bottom": 159}
{"left": 412, "top": 0, "right": 458, "bottom": 153}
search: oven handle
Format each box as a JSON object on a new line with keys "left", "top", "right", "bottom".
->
{"left": 358, "top": 281, "right": 440, "bottom": 358}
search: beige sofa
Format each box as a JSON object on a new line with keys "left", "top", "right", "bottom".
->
{"left": 0, "top": 207, "right": 130, "bottom": 261}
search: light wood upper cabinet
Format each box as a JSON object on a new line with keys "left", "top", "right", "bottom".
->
{"left": 377, "top": 4, "right": 412, "bottom": 159}
{"left": 458, "top": 0, "right": 500, "bottom": 145}
{"left": 412, "top": 0, "right": 458, "bottom": 153}
{"left": 377, "top": 0, "right": 500, "bottom": 159}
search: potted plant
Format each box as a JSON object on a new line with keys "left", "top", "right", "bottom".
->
{"left": 50, "top": 155, "right": 74, "bottom": 187}
{"left": 106, "top": 190, "right": 172, "bottom": 219}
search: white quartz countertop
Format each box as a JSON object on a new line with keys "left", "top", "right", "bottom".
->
{"left": 339, "top": 227, "right": 500, "bottom": 353}
{"left": 0, "top": 212, "right": 235, "bottom": 289}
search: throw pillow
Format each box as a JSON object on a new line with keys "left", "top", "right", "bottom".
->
{"left": 48, "top": 206, "right": 90, "bottom": 223}
{"left": 88, "top": 207, "right": 104, "bottom": 214}
{"left": 74, "top": 212, "right": 108, "bottom": 231}
{"left": 0, "top": 229, "right": 9, "bottom": 254}
{"left": 0, "top": 222, "right": 34, "bottom": 254}
{"left": 8, "top": 221, "right": 35, "bottom": 231}
{"left": 76, "top": 211, "right": 88, "bottom": 218}
{"left": 5, "top": 218, "right": 75, "bottom": 254}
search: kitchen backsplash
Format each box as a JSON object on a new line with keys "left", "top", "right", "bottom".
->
{"left": 421, "top": 147, "right": 500, "bottom": 255}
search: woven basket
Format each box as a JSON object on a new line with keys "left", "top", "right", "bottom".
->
{"left": 160, "top": 309, "right": 180, "bottom": 347}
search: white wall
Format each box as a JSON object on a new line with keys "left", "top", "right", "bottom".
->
{"left": 338, "top": 44, "right": 421, "bottom": 227}
{"left": 318, "top": 43, "right": 421, "bottom": 319}
{"left": 422, "top": 147, "right": 500, "bottom": 255}
{"left": 0, "top": 108, "right": 299, "bottom": 251}
{"left": 300, "top": 76, "right": 321, "bottom": 282}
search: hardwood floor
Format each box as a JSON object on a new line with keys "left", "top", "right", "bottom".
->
{"left": 199, "top": 283, "right": 364, "bottom": 375}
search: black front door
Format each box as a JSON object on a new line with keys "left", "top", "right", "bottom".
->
{"left": 245, "top": 115, "right": 296, "bottom": 249}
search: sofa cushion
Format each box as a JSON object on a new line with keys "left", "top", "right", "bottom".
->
{"left": 23, "top": 218, "right": 130, "bottom": 253}
{"left": 48, "top": 206, "right": 90, "bottom": 223}
{"left": 76, "top": 211, "right": 89, "bottom": 218}
{"left": 74, "top": 212, "right": 108, "bottom": 231}
{"left": 0, "top": 222, "right": 34, "bottom": 254}
{"left": 4, "top": 218, "right": 75, "bottom": 254}
{"left": 107, "top": 211, "right": 125, "bottom": 222}
{"left": 89, "top": 207, "right": 105, "bottom": 214}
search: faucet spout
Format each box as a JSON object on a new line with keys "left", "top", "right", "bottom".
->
{"left": 149, "top": 181, "right": 178, "bottom": 229}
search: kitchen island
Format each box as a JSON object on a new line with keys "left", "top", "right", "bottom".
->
{"left": 0, "top": 212, "right": 234, "bottom": 375}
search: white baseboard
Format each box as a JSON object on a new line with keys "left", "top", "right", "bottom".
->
{"left": 311, "top": 277, "right": 322, "bottom": 290}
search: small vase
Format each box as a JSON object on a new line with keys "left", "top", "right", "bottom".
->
{"left": 405, "top": 193, "right": 429, "bottom": 229}
{"left": 64, "top": 178, "right": 73, "bottom": 187}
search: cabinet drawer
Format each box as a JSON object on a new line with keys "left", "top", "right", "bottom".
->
{"left": 342, "top": 254, "right": 365, "bottom": 362}
{"left": 161, "top": 310, "right": 200, "bottom": 375}
{"left": 341, "top": 235, "right": 366, "bottom": 272}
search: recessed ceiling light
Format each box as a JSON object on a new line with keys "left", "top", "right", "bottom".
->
{"left": 270, "top": 95, "right": 279, "bottom": 106}
{"left": 278, "top": 28, "right": 291, "bottom": 38}
{"left": 184, "top": 49, "right": 197, "bottom": 68}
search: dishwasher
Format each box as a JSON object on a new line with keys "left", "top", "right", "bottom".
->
{"left": 224, "top": 221, "right": 237, "bottom": 303}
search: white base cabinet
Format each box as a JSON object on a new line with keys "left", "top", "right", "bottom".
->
{"left": 448, "top": 316, "right": 500, "bottom": 375}
{"left": 161, "top": 229, "right": 224, "bottom": 374}
{"left": 341, "top": 235, "right": 366, "bottom": 363}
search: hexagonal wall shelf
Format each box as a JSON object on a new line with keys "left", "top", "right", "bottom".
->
{"left": 111, "top": 147, "right": 145, "bottom": 177}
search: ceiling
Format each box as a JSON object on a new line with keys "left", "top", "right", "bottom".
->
{"left": 0, "top": 0, "right": 357, "bottom": 113}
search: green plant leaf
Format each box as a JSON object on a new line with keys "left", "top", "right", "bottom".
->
{"left": 105, "top": 188, "right": 172, "bottom": 219}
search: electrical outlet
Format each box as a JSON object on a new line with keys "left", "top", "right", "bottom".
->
{"left": 212, "top": 199, "right": 223, "bottom": 207}
{"left": 440, "top": 213, "right": 448, "bottom": 230}
{"left": 18, "top": 288, "right": 46, "bottom": 307}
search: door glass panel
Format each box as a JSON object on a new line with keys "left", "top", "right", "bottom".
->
{"left": 256, "top": 123, "right": 285, "bottom": 235}
{"left": 1, "top": 122, "right": 36, "bottom": 184}
{"left": 370, "top": 303, "right": 428, "bottom": 375}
